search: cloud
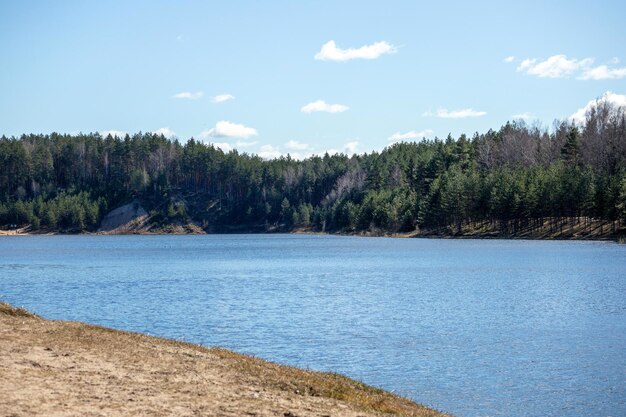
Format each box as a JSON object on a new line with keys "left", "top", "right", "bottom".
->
{"left": 516, "top": 54, "right": 626, "bottom": 80}
{"left": 301, "top": 100, "right": 349, "bottom": 113}
{"left": 235, "top": 140, "right": 258, "bottom": 147}
{"left": 100, "top": 130, "right": 127, "bottom": 138}
{"left": 153, "top": 127, "right": 176, "bottom": 138}
{"left": 504, "top": 56, "right": 515, "bottom": 63}
{"left": 254, "top": 141, "right": 315, "bottom": 160}
{"left": 326, "top": 141, "right": 360, "bottom": 156}
{"left": 212, "top": 142, "right": 232, "bottom": 152}
{"left": 344, "top": 141, "right": 359, "bottom": 154}
{"left": 258, "top": 144, "right": 283, "bottom": 160}
{"left": 173, "top": 91, "right": 204, "bottom": 100}
{"left": 212, "top": 93, "right": 235, "bottom": 103}
{"left": 423, "top": 108, "right": 487, "bottom": 118}
{"left": 253, "top": 140, "right": 360, "bottom": 160}
{"left": 289, "top": 153, "right": 313, "bottom": 160}
{"left": 200, "top": 121, "right": 258, "bottom": 139}
{"left": 570, "top": 91, "right": 626, "bottom": 124}
{"left": 285, "top": 140, "right": 311, "bottom": 151}
{"left": 256, "top": 144, "right": 315, "bottom": 160}
{"left": 388, "top": 129, "right": 434, "bottom": 143}
{"left": 314, "top": 40, "right": 397, "bottom": 62}
{"left": 206, "top": 139, "right": 257, "bottom": 152}
{"left": 511, "top": 113, "right": 532, "bottom": 120}
{"left": 578, "top": 65, "right": 626, "bottom": 80}
{"left": 517, "top": 55, "right": 593, "bottom": 78}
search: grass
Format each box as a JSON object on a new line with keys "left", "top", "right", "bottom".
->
{"left": 210, "top": 347, "right": 448, "bottom": 417}
{"left": 0, "top": 302, "right": 40, "bottom": 318}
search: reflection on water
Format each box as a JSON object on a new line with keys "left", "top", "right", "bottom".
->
{"left": 0, "top": 235, "right": 625, "bottom": 417}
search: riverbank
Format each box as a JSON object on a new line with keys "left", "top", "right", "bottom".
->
{"left": 0, "top": 302, "right": 448, "bottom": 417}
{"left": 2, "top": 216, "right": 624, "bottom": 241}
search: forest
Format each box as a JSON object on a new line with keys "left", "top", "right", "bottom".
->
{"left": 1, "top": 101, "right": 625, "bottom": 237}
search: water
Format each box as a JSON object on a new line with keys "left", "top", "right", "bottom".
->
{"left": 0, "top": 235, "right": 624, "bottom": 417}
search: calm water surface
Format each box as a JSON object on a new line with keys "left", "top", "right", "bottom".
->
{"left": 0, "top": 235, "right": 624, "bottom": 417}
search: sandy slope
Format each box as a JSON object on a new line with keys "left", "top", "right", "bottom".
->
{"left": 98, "top": 199, "right": 148, "bottom": 233}
{"left": 0, "top": 304, "right": 448, "bottom": 417}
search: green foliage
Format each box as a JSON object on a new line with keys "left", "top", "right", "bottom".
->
{"left": 0, "top": 190, "right": 102, "bottom": 231}
{"left": 561, "top": 126, "right": 580, "bottom": 164}
{"left": 0, "top": 110, "right": 625, "bottom": 234}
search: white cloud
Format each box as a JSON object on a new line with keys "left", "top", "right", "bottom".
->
{"left": 423, "top": 108, "right": 487, "bottom": 118}
{"left": 255, "top": 143, "right": 315, "bottom": 160}
{"left": 206, "top": 139, "right": 257, "bottom": 152}
{"left": 212, "top": 142, "right": 232, "bottom": 152}
{"left": 235, "top": 140, "right": 258, "bottom": 147}
{"left": 173, "top": 91, "right": 204, "bottom": 100}
{"left": 301, "top": 100, "right": 349, "bottom": 113}
{"left": 578, "top": 65, "right": 626, "bottom": 80}
{"left": 285, "top": 140, "right": 311, "bottom": 151}
{"left": 288, "top": 152, "right": 313, "bottom": 160}
{"left": 200, "top": 121, "right": 258, "bottom": 139}
{"left": 100, "top": 130, "right": 127, "bottom": 138}
{"left": 240, "top": 140, "right": 362, "bottom": 160}
{"left": 511, "top": 113, "right": 532, "bottom": 120}
{"left": 570, "top": 91, "right": 626, "bottom": 124}
{"left": 212, "top": 93, "right": 235, "bottom": 103}
{"left": 344, "top": 141, "right": 359, "bottom": 154}
{"left": 388, "top": 129, "right": 434, "bottom": 143}
{"left": 517, "top": 55, "right": 593, "bottom": 78}
{"left": 314, "top": 40, "right": 397, "bottom": 62}
{"left": 258, "top": 144, "right": 283, "bottom": 160}
{"left": 326, "top": 141, "right": 360, "bottom": 156}
{"left": 504, "top": 56, "right": 515, "bottom": 63}
{"left": 153, "top": 127, "right": 176, "bottom": 137}
{"left": 515, "top": 54, "right": 626, "bottom": 80}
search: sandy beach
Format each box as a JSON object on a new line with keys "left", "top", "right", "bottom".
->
{"left": 0, "top": 303, "right": 447, "bottom": 417}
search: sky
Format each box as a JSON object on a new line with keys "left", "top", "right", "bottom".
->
{"left": 1, "top": 0, "right": 625, "bottom": 158}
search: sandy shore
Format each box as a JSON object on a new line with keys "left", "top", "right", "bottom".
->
{"left": 0, "top": 227, "right": 39, "bottom": 235}
{"left": 0, "top": 303, "right": 448, "bottom": 417}
{"left": 2, "top": 219, "right": 622, "bottom": 241}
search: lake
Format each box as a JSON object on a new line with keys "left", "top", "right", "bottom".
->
{"left": 0, "top": 234, "right": 624, "bottom": 417}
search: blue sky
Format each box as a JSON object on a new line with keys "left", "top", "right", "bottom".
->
{"left": 1, "top": 0, "right": 625, "bottom": 158}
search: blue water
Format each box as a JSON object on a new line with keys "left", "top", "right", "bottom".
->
{"left": 0, "top": 235, "right": 624, "bottom": 417}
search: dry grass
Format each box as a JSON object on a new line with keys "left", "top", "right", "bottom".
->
{"left": 210, "top": 348, "right": 446, "bottom": 417}
{"left": 0, "top": 301, "right": 40, "bottom": 318}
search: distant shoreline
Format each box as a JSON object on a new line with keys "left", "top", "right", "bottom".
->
{"left": 1, "top": 224, "right": 623, "bottom": 243}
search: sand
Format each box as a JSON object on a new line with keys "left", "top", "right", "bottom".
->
{"left": 0, "top": 303, "right": 448, "bottom": 417}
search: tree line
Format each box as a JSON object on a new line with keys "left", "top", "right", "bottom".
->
{"left": 1, "top": 101, "right": 625, "bottom": 234}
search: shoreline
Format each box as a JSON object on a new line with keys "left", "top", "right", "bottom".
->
{"left": 0, "top": 302, "right": 449, "bottom": 417}
{"left": 1, "top": 227, "right": 623, "bottom": 243}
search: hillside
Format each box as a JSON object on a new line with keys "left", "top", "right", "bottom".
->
{"left": 1, "top": 103, "right": 625, "bottom": 238}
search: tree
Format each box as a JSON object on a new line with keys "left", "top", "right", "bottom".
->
{"left": 0, "top": 116, "right": 624, "bottom": 236}
{"left": 280, "top": 197, "right": 291, "bottom": 223}
{"left": 561, "top": 126, "right": 580, "bottom": 164}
